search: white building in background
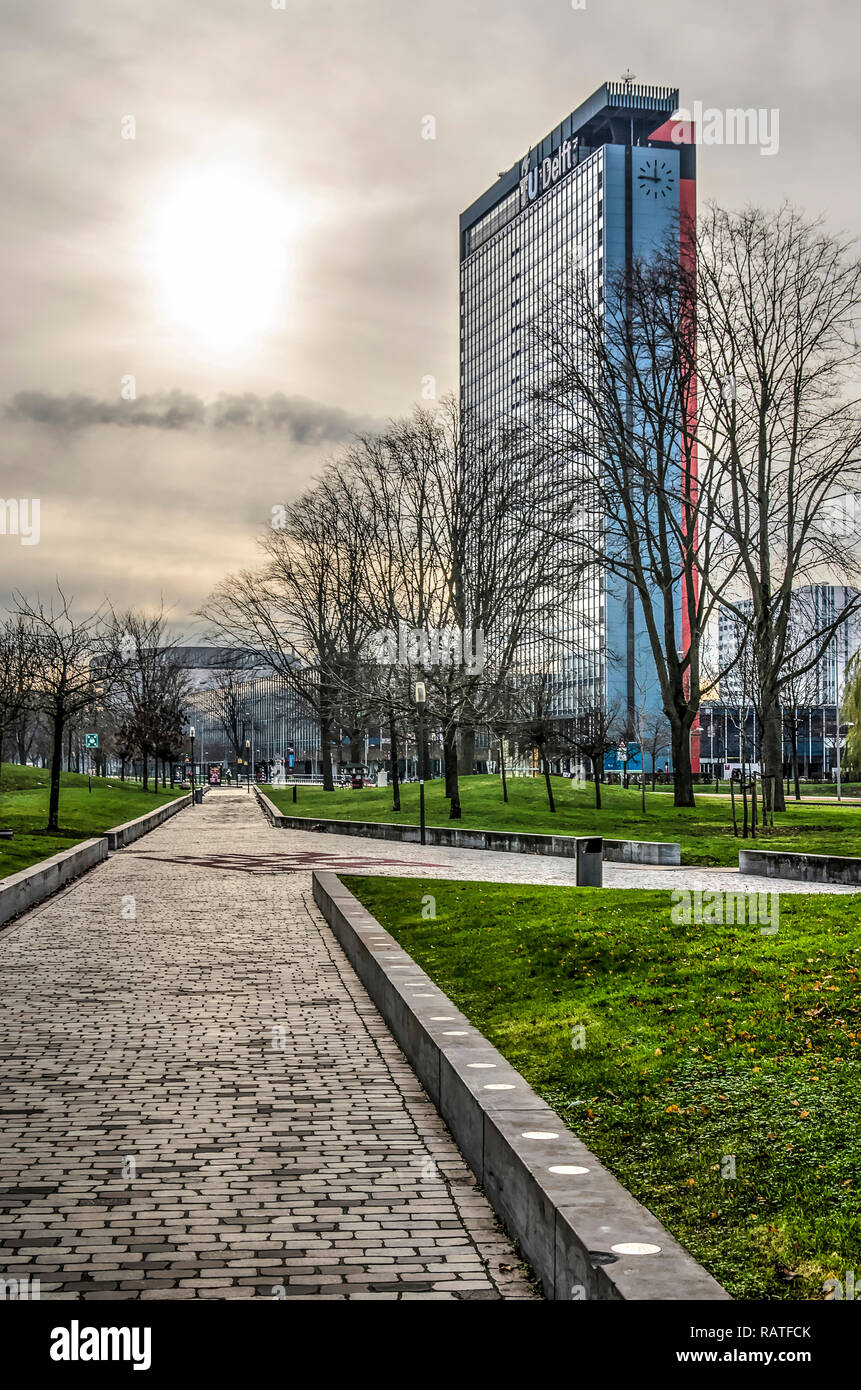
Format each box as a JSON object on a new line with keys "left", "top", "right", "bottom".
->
{"left": 718, "top": 585, "right": 861, "bottom": 706}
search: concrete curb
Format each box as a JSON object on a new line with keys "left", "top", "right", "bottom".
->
{"left": 603, "top": 838, "right": 680, "bottom": 866}
{"left": 0, "top": 789, "right": 196, "bottom": 927}
{"left": 255, "top": 785, "right": 286, "bottom": 826}
{"left": 105, "top": 792, "right": 191, "bottom": 849}
{"left": 312, "top": 870, "right": 729, "bottom": 1302}
{"left": 258, "top": 789, "right": 680, "bottom": 865}
{"left": 0, "top": 837, "right": 109, "bottom": 926}
{"left": 739, "top": 847, "right": 861, "bottom": 886}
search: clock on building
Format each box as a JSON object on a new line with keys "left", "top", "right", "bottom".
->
{"left": 637, "top": 157, "right": 676, "bottom": 199}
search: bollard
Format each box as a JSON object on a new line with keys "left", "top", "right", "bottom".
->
{"left": 292, "top": 784, "right": 297, "bottom": 803}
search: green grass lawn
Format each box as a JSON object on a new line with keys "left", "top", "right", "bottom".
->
{"left": 346, "top": 874, "right": 861, "bottom": 1300}
{"left": 265, "top": 773, "right": 861, "bottom": 866}
{"left": 0, "top": 764, "right": 184, "bottom": 877}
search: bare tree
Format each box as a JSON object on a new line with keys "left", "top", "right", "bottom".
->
{"left": 0, "top": 616, "right": 37, "bottom": 784}
{"left": 562, "top": 697, "right": 625, "bottom": 811}
{"left": 110, "top": 608, "right": 190, "bottom": 792}
{"left": 343, "top": 399, "right": 563, "bottom": 819}
{"left": 201, "top": 477, "right": 374, "bottom": 792}
{"left": 633, "top": 704, "right": 672, "bottom": 805}
{"left": 206, "top": 659, "right": 261, "bottom": 766}
{"left": 509, "top": 671, "right": 567, "bottom": 813}
{"left": 696, "top": 203, "right": 861, "bottom": 811}
{"left": 14, "top": 586, "right": 123, "bottom": 831}
{"left": 532, "top": 240, "right": 740, "bottom": 808}
{"left": 778, "top": 593, "right": 831, "bottom": 800}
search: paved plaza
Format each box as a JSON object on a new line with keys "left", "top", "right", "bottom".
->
{"left": 0, "top": 790, "right": 537, "bottom": 1300}
{"left": 1, "top": 789, "right": 853, "bottom": 1303}
{"left": 245, "top": 803, "right": 858, "bottom": 895}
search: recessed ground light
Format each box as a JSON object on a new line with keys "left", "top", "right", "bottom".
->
{"left": 467, "top": 1063, "right": 496, "bottom": 1069}
{"left": 412, "top": 993, "right": 434, "bottom": 998}
{"left": 521, "top": 1131, "right": 560, "bottom": 1140}
{"left": 442, "top": 1030, "right": 469, "bottom": 1036}
{"left": 430, "top": 1016, "right": 454, "bottom": 1020}
{"left": 610, "top": 1242, "right": 662, "bottom": 1256}
{"left": 548, "top": 1165, "right": 590, "bottom": 1175}
{"left": 484, "top": 1084, "right": 515, "bottom": 1091}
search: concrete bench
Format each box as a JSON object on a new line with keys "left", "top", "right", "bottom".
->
{"left": 739, "top": 848, "right": 861, "bottom": 886}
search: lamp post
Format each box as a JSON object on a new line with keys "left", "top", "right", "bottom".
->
{"left": 415, "top": 682, "right": 426, "bottom": 846}
{"left": 617, "top": 740, "right": 629, "bottom": 789}
{"left": 189, "top": 725, "right": 196, "bottom": 804}
{"left": 240, "top": 710, "right": 253, "bottom": 794}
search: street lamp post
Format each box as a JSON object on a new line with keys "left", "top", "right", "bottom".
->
{"left": 189, "top": 725, "right": 196, "bottom": 804}
{"left": 245, "top": 738, "right": 251, "bottom": 794}
{"left": 415, "top": 682, "right": 426, "bottom": 846}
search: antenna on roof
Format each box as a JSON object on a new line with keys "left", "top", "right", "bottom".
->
{"left": 620, "top": 68, "right": 636, "bottom": 88}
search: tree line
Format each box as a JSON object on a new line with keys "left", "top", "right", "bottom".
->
{"left": 4, "top": 200, "right": 860, "bottom": 824}
{"left": 200, "top": 201, "right": 861, "bottom": 814}
{"left": 0, "top": 591, "right": 190, "bottom": 830}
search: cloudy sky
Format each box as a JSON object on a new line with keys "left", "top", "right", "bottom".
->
{"left": 1, "top": 0, "right": 859, "bottom": 632}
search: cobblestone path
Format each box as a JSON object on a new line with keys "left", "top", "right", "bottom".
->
{"left": 0, "top": 790, "right": 536, "bottom": 1301}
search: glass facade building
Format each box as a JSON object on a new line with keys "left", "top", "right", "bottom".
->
{"left": 718, "top": 586, "right": 861, "bottom": 707}
{"left": 699, "top": 701, "right": 846, "bottom": 781}
{"left": 459, "top": 80, "right": 695, "bottom": 740}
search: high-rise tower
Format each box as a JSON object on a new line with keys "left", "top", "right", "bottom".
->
{"left": 459, "top": 80, "right": 696, "bottom": 754}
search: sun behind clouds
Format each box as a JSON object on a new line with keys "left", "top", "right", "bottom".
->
{"left": 148, "top": 167, "right": 294, "bottom": 354}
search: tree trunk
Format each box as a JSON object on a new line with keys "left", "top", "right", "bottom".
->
{"left": 120, "top": 756, "right": 126, "bottom": 782}
{"left": 730, "top": 776, "right": 738, "bottom": 836}
{"left": 388, "top": 705, "right": 400, "bottom": 812}
{"left": 320, "top": 709, "right": 334, "bottom": 791}
{"left": 669, "top": 715, "right": 696, "bottom": 808}
{"left": 539, "top": 745, "right": 555, "bottom": 812}
{"left": 47, "top": 704, "right": 64, "bottom": 832}
{"left": 459, "top": 725, "right": 476, "bottom": 778}
{"left": 142, "top": 747, "right": 149, "bottom": 791}
{"left": 443, "top": 725, "right": 461, "bottom": 819}
{"left": 444, "top": 722, "right": 456, "bottom": 797}
{"left": 590, "top": 755, "right": 602, "bottom": 809}
{"left": 761, "top": 698, "right": 786, "bottom": 811}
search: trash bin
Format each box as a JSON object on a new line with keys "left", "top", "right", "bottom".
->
{"left": 194, "top": 788, "right": 203, "bottom": 804}
{"left": 576, "top": 837, "right": 603, "bottom": 887}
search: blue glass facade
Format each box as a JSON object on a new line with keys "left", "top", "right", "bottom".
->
{"left": 460, "top": 81, "right": 688, "bottom": 728}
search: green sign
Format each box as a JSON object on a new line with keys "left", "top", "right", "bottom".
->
{"left": 85, "top": 733, "right": 99, "bottom": 748}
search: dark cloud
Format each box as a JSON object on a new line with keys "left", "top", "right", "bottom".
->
{"left": 5, "top": 390, "right": 373, "bottom": 442}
